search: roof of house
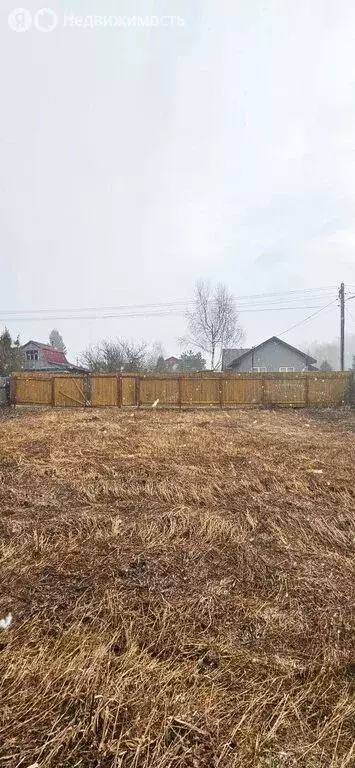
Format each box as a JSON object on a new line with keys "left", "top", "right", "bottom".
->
{"left": 226, "top": 336, "right": 317, "bottom": 368}
{"left": 43, "top": 348, "right": 68, "bottom": 365}
{"left": 222, "top": 348, "right": 251, "bottom": 369}
{"left": 21, "top": 340, "right": 68, "bottom": 365}
{"left": 165, "top": 356, "right": 179, "bottom": 364}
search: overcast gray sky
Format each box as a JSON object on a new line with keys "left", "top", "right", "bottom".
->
{"left": 1, "top": 0, "right": 355, "bottom": 361}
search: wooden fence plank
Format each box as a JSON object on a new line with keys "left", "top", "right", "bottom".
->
{"left": 261, "top": 376, "right": 266, "bottom": 405}
{"left": 122, "top": 377, "right": 136, "bottom": 406}
{"left": 117, "top": 375, "right": 122, "bottom": 407}
{"left": 219, "top": 378, "right": 223, "bottom": 408}
{"left": 178, "top": 378, "right": 182, "bottom": 409}
{"left": 304, "top": 376, "right": 309, "bottom": 407}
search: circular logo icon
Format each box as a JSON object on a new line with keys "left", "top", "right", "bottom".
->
{"left": 8, "top": 8, "right": 32, "bottom": 32}
{"left": 34, "top": 8, "right": 58, "bottom": 32}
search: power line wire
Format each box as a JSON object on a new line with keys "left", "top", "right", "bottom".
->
{"left": 0, "top": 286, "right": 337, "bottom": 318}
{"left": 0, "top": 305, "right": 332, "bottom": 323}
{"left": 276, "top": 299, "right": 339, "bottom": 338}
{"left": 0, "top": 299, "right": 334, "bottom": 319}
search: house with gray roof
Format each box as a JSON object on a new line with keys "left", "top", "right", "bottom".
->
{"left": 222, "top": 336, "right": 317, "bottom": 373}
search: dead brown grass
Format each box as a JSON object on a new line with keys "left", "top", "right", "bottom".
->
{"left": 0, "top": 407, "right": 354, "bottom": 768}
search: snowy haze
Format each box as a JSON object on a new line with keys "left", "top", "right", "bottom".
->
{"left": 1, "top": 0, "right": 355, "bottom": 362}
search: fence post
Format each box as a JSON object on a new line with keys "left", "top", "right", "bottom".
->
{"left": 117, "top": 375, "right": 123, "bottom": 407}
{"left": 51, "top": 377, "right": 55, "bottom": 407}
{"left": 84, "top": 374, "right": 91, "bottom": 407}
{"left": 304, "top": 375, "right": 309, "bottom": 407}
{"left": 136, "top": 376, "right": 141, "bottom": 408}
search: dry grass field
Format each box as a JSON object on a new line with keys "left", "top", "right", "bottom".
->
{"left": 0, "top": 407, "right": 354, "bottom": 768}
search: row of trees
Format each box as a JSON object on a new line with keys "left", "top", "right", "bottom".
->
{"left": 80, "top": 341, "right": 207, "bottom": 373}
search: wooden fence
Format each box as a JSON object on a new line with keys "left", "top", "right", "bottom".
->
{"left": 10, "top": 371, "right": 354, "bottom": 409}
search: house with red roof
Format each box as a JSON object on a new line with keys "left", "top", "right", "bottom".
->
{"left": 21, "top": 341, "right": 85, "bottom": 373}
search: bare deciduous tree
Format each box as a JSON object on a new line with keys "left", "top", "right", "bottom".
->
{"left": 80, "top": 339, "right": 147, "bottom": 373}
{"left": 80, "top": 344, "right": 106, "bottom": 372}
{"left": 120, "top": 340, "right": 147, "bottom": 372}
{"left": 182, "top": 281, "right": 245, "bottom": 369}
{"left": 145, "top": 341, "right": 166, "bottom": 372}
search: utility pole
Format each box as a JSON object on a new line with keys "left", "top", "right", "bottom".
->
{"left": 339, "top": 282, "right": 345, "bottom": 371}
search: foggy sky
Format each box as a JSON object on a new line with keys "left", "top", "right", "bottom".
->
{"left": 1, "top": 0, "right": 355, "bottom": 361}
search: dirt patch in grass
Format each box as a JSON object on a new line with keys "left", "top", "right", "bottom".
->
{"left": 0, "top": 408, "right": 354, "bottom": 767}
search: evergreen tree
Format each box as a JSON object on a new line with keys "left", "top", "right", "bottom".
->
{"left": 178, "top": 350, "right": 207, "bottom": 372}
{"left": 155, "top": 356, "right": 167, "bottom": 372}
{"left": 0, "top": 328, "right": 21, "bottom": 375}
{"left": 49, "top": 329, "right": 67, "bottom": 355}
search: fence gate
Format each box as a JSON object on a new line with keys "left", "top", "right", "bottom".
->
{"left": 53, "top": 376, "right": 87, "bottom": 407}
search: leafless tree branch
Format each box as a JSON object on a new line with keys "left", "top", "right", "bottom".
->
{"left": 184, "top": 280, "right": 245, "bottom": 369}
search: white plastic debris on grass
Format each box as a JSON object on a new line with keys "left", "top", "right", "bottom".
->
{"left": 152, "top": 399, "right": 159, "bottom": 408}
{"left": 0, "top": 612, "right": 12, "bottom": 630}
